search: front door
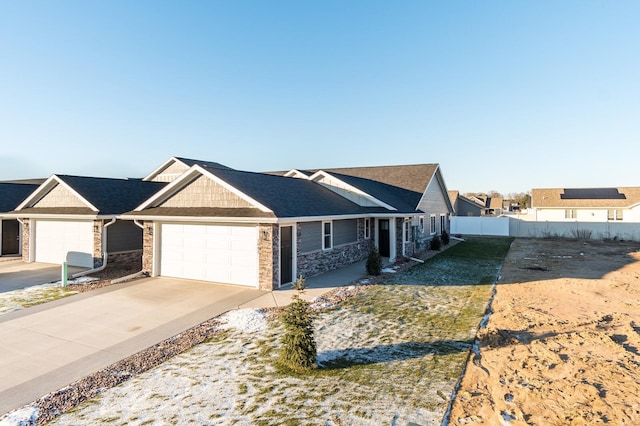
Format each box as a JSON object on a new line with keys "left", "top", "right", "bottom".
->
{"left": 1, "top": 220, "right": 20, "bottom": 255}
{"left": 280, "top": 226, "right": 293, "bottom": 285}
{"left": 378, "top": 219, "right": 390, "bottom": 257}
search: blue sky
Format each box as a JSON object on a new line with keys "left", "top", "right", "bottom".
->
{"left": 1, "top": 1, "right": 638, "bottom": 194}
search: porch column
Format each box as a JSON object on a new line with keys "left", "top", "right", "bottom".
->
{"left": 389, "top": 218, "right": 397, "bottom": 262}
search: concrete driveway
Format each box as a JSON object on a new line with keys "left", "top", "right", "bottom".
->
{"left": 0, "top": 261, "right": 87, "bottom": 293}
{"left": 0, "top": 277, "right": 266, "bottom": 415}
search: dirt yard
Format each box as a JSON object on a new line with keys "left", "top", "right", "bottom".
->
{"left": 450, "top": 238, "right": 640, "bottom": 425}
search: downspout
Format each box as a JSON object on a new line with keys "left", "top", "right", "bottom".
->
{"left": 110, "top": 220, "right": 147, "bottom": 284}
{"left": 72, "top": 218, "right": 116, "bottom": 278}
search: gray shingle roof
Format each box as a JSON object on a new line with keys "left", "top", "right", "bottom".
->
{"left": 175, "top": 157, "right": 234, "bottom": 171}
{"left": 323, "top": 172, "right": 423, "bottom": 213}
{"left": 48, "top": 176, "right": 167, "bottom": 215}
{"left": 206, "top": 168, "right": 387, "bottom": 218}
{"left": 0, "top": 183, "right": 39, "bottom": 213}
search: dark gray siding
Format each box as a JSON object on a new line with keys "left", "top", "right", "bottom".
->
{"left": 299, "top": 221, "right": 322, "bottom": 253}
{"left": 106, "top": 220, "right": 143, "bottom": 252}
{"left": 333, "top": 219, "right": 357, "bottom": 246}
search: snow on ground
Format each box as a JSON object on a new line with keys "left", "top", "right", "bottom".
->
{"left": 0, "top": 405, "right": 38, "bottom": 426}
{"left": 0, "top": 277, "right": 98, "bottom": 314}
{"left": 44, "top": 242, "right": 510, "bottom": 426}
{"left": 216, "top": 308, "right": 267, "bottom": 333}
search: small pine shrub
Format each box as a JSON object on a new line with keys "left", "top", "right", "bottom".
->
{"left": 430, "top": 235, "right": 442, "bottom": 251}
{"left": 278, "top": 294, "right": 317, "bottom": 373}
{"left": 293, "top": 275, "right": 306, "bottom": 291}
{"left": 441, "top": 230, "right": 450, "bottom": 245}
{"left": 366, "top": 246, "right": 383, "bottom": 276}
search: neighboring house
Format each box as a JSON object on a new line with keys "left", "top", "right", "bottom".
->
{"left": 531, "top": 187, "right": 640, "bottom": 222}
{"left": 0, "top": 182, "right": 41, "bottom": 256}
{"left": 448, "top": 191, "right": 503, "bottom": 216}
{"left": 123, "top": 162, "right": 453, "bottom": 290}
{"left": 5, "top": 175, "right": 166, "bottom": 268}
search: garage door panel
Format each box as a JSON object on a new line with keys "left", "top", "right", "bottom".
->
{"left": 160, "top": 223, "right": 258, "bottom": 287}
{"left": 35, "top": 220, "right": 94, "bottom": 268}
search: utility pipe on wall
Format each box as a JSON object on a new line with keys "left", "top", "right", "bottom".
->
{"left": 72, "top": 218, "right": 116, "bottom": 278}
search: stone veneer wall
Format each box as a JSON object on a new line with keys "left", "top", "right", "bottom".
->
{"left": 296, "top": 218, "right": 370, "bottom": 279}
{"left": 258, "top": 224, "right": 279, "bottom": 290}
{"left": 142, "top": 221, "right": 154, "bottom": 275}
{"left": 108, "top": 250, "right": 142, "bottom": 268}
{"left": 21, "top": 219, "right": 30, "bottom": 262}
{"left": 93, "top": 220, "right": 103, "bottom": 268}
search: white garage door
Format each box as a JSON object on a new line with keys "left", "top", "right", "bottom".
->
{"left": 160, "top": 223, "right": 259, "bottom": 287}
{"left": 35, "top": 220, "right": 94, "bottom": 267}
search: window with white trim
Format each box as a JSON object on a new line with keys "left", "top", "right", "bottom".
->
{"left": 322, "top": 221, "right": 333, "bottom": 249}
{"left": 607, "top": 209, "right": 623, "bottom": 221}
{"left": 364, "top": 218, "right": 370, "bottom": 239}
{"left": 419, "top": 216, "right": 425, "bottom": 234}
{"left": 430, "top": 214, "right": 436, "bottom": 235}
{"left": 565, "top": 209, "right": 577, "bottom": 219}
{"left": 440, "top": 214, "right": 446, "bottom": 234}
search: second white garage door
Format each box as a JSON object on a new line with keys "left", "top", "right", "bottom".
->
{"left": 34, "top": 220, "right": 94, "bottom": 267}
{"left": 159, "top": 223, "right": 259, "bottom": 287}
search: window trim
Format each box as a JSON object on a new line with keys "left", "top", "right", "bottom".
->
{"left": 419, "top": 216, "right": 425, "bottom": 234}
{"left": 322, "top": 220, "right": 333, "bottom": 250}
{"left": 565, "top": 209, "right": 577, "bottom": 219}
{"left": 430, "top": 214, "right": 436, "bottom": 235}
{"left": 607, "top": 209, "right": 623, "bottom": 221}
{"left": 364, "top": 218, "right": 370, "bottom": 239}
{"left": 440, "top": 214, "right": 446, "bottom": 234}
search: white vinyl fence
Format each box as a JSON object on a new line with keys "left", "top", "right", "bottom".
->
{"left": 451, "top": 216, "right": 640, "bottom": 242}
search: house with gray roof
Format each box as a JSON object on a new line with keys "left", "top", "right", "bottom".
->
{"left": 531, "top": 187, "right": 640, "bottom": 222}
{"left": 0, "top": 182, "right": 40, "bottom": 256}
{"left": 6, "top": 175, "right": 166, "bottom": 268}
{"left": 125, "top": 160, "right": 453, "bottom": 290}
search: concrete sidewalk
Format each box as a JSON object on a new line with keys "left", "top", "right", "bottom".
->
{"left": 239, "top": 259, "right": 371, "bottom": 309}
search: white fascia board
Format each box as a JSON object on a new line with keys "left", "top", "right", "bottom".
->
{"left": 284, "top": 169, "right": 311, "bottom": 179}
{"left": 142, "top": 157, "right": 184, "bottom": 181}
{"left": 15, "top": 175, "right": 99, "bottom": 212}
{"left": 136, "top": 165, "right": 273, "bottom": 213}
{"left": 2, "top": 213, "right": 100, "bottom": 220}
{"left": 118, "top": 214, "right": 277, "bottom": 224}
{"left": 309, "top": 170, "right": 397, "bottom": 211}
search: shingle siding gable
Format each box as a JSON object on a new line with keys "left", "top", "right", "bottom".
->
{"left": 160, "top": 175, "right": 253, "bottom": 209}
{"left": 33, "top": 183, "right": 87, "bottom": 208}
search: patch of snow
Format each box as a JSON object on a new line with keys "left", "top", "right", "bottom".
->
{"left": 0, "top": 405, "right": 38, "bottom": 426}
{"left": 217, "top": 309, "right": 266, "bottom": 333}
{"left": 52, "top": 276, "right": 97, "bottom": 286}
{"left": 359, "top": 279, "right": 370, "bottom": 284}
{"left": 381, "top": 268, "right": 397, "bottom": 273}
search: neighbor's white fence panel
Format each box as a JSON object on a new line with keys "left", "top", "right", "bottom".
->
{"left": 450, "top": 216, "right": 510, "bottom": 236}
{"left": 452, "top": 217, "right": 640, "bottom": 241}
{"left": 509, "top": 219, "right": 640, "bottom": 241}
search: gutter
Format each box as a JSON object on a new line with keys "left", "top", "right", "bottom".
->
{"left": 72, "top": 218, "right": 116, "bottom": 278}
